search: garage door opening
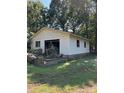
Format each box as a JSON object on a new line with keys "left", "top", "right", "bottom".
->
{"left": 45, "top": 39, "right": 60, "bottom": 55}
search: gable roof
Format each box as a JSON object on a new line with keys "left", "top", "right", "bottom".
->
{"left": 31, "top": 27, "right": 89, "bottom": 41}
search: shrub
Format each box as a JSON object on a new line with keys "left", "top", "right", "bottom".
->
{"left": 34, "top": 49, "right": 42, "bottom": 56}
{"left": 28, "top": 49, "right": 42, "bottom": 56}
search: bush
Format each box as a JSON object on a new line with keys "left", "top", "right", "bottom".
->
{"left": 34, "top": 49, "right": 42, "bottom": 56}
{"left": 28, "top": 49, "right": 42, "bottom": 56}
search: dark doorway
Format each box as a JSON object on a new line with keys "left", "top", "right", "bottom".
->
{"left": 45, "top": 39, "right": 60, "bottom": 54}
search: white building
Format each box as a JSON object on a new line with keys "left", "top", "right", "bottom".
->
{"left": 31, "top": 27, "right": 89, "bottom": 55}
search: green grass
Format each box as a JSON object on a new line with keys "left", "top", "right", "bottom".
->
{"left": 27, "top": 54, "right": 97, "bottom": 93}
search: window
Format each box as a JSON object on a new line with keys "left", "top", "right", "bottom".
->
{"left": 35, "top": 41, "right": 40, "bottom": 47}
{"left": 77, "top": 40, "right": 80, "bottom": 47}
{"left": 84, "top": 41, "right": 86, "bottom": 48}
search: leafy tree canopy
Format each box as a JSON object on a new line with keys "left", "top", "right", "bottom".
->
{"left": 27, "top": 0, "right": 97, "bottom": 53}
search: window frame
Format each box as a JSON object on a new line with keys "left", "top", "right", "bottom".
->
{"left": 84, "top": 41, "right": 86, "bottom": 48}
{"left": 35, "top": 41, "right": 40, "bottom": 47}
{"left": 77, "top": 40, "right": 80, "bottom": 47}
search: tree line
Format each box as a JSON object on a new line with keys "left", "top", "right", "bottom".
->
{"left": 27, "top": 0, "right": 97, "bottom": 53}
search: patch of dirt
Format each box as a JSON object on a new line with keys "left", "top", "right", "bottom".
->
{"left": 72, "top": 85, "right": 97, "bottom": 93}
{"left": 27, "top": 83, "right": 41, "bottom": 93}
{"left": 27, "top": 83, "right": 97, "bottom": 93}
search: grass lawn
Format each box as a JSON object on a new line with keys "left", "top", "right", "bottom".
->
{"left": 27, "top": 54, "right": 97, "bottom": 93}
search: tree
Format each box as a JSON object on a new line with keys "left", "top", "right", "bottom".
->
{"left": 48, "top": 0, "right": 69, "bottom": 31}
{"left": 27, "top": 0, "right": 44, "bottom": 49}
{"left": 27, "top": 0, "right": 97, "bottom": 53}
{"left": 48, "top": 0, "right": 97, "bottom": 53}
{"left": 27, "top": 0, "right": 44, "bottom": 32}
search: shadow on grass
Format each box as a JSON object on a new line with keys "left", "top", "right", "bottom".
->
{"left": 27, "top": 54, "right": 97, "bottom": 88}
